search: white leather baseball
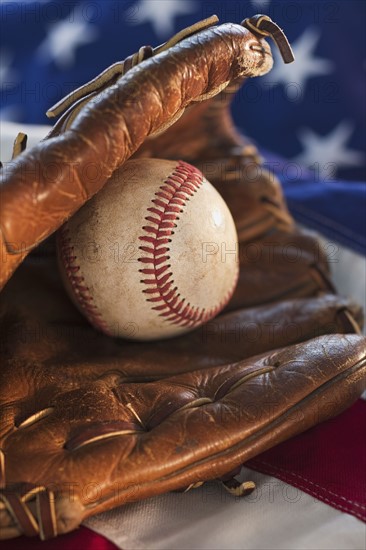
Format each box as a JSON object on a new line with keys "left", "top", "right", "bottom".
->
{"left": 57, "top": 159, "right": 239, "bottom": 340}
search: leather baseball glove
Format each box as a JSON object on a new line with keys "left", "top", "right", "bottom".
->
{"left": 0, "top": 15, "right": 365, "bottom": 540}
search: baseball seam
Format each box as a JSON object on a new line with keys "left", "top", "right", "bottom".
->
{"left": 58, "top": 161, "right": 238, "bottom": 336}
{"left": 58, "top": 226, "right": 112, "bottom": 335}
{"left": 138, "top": 160, "right": 236, "bottom": 328}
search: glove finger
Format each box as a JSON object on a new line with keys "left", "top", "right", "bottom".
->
{"left": 1, "top": 334, "right": 365, "bottom": 538}
{"left": 0, "top": 23, "right": 273, "bottom": 289}
{"left": 1, "top": 242, "right": 361, "bottom": 378}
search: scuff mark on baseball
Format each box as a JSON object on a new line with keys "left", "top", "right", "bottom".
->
{"left": 57, "top": 159, "right": 239, "bottom": 340}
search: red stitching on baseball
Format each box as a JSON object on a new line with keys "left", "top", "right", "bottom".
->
{"left": 58, "top": 226, "right": 112, "bottom": 336}
{"left": 138, "top": 160, "right": 237, "bottom": 328}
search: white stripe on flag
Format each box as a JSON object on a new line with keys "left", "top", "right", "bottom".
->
{"left": 86, "top": 468, "right": 366, "bottom": 550}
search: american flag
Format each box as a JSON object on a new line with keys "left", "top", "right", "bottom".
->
{"left": 0, "top": 2, "right": 365, "bottom": 549}
{"left": 1, "top": 0, "right": 365, "bottom": 254}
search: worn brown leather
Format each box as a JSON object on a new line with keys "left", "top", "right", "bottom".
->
{"left": 0, "top": 20, "right": 274, "bottom": 288}
{"left": 0, "top": 16, "right": 365, "bottom": 541}
{"left": 134, "top": 79, "right": 334, "bottom": 309}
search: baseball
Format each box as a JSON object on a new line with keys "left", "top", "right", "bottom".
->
{"left": 57, "top": 159, "right": 239, "bottom": 340}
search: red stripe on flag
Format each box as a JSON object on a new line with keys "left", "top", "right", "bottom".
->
{"left": 247, "top": 399, "right": 366, "bottom": 522}
{"left": 0, "top": 525, "right": 119, "bottom": 550}
{"left": 1, "top": 403, "right": 365, "bottom": 548}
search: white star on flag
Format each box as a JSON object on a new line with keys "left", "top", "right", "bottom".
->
{"left": 264, "top": 27, "right": 334, "bottom": 100}
{"left": 0, "top": 49, "right": 19, "bottom": 90}
{"left": 127, "top": 0, "right": 198, "bottom": 38}
{"left": 0, "top": 105, "right": 23, "bottom": 122}
{"left": 250, "top": 0, "right": 271, "bottom": 8}
{"left": 294, "top": 120, "right": 365, "bottom": 180}
{"left": 36, "top": 6, "right": 99, "bottom": 69}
